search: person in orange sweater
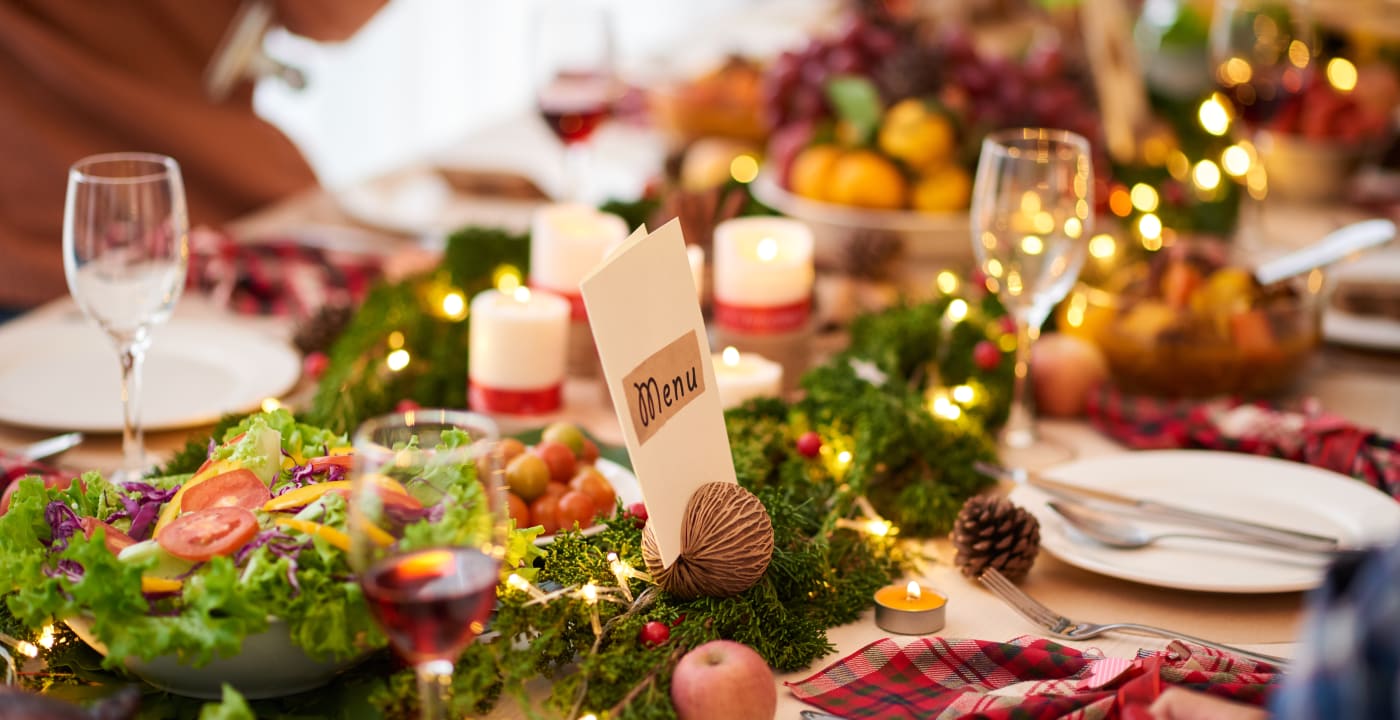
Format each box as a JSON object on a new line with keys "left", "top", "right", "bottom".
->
{"left": 0, "top": 0, "right": 386, "bottom": 315}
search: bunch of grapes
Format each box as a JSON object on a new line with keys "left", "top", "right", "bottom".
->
{"left": 761, "top": 15, "right": 904, "bottom": 129}
{"left": 937, "top": 30, "right": 1102, "bottom": 146}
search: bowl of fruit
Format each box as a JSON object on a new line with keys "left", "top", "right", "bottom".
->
{"left": 1062, "top": 245, "right": 1321, "bottom": 398}
{"left": 501, "top": 422, "right": 642, "bottom": 543}
{"left": 756, "top": 11, "right": 1104, "bottom": 277}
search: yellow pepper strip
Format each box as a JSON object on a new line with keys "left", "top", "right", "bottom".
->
{"left": 351, "top": 509, "right": 397, "bottom": 548}
{"left": 263, "top": 481, "right": 352, "bottom": 512}
{"left": 261, "top": 475, "right": 413, "bottom": 513}
{"left": 141, "top": 576, "right": 183, "bottom": 594}
{"left": 276, "top": 517, "right": 353, "bottom": 552}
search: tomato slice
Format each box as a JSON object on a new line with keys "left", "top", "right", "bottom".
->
{"left": 77, "top": 517, "right": 136, "bottom": 554}
{"left": 306, "top": 455, "right": 353, "bottom": 473}
{"left": 179, "top": 469, "right": 270, "bottom": 513}
{"left": 156, "top": 507, "right": 259, "bottom": 562}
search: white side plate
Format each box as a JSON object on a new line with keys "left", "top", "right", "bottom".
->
{"left": 0, "top": 315, "right": 301, "bottom": 433}
{"left": 1009, "top": 450, "right": 1400, "bottom": 593}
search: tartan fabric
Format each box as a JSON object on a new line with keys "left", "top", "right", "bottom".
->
{"left": 788, "top": 636, "right": 1279, "bottom": 720}
{"left": 1086, "top": 385, "right": 1400, "bottom": 502}
{"left": 187, "top": 230, "right": 384, "bottom": 316}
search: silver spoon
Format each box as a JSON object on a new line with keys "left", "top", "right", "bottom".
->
{"left": 1047, "top": 500, "right": 1339, "bottom": 557}
{"left": 1253, "top": 218, "right": 1395, "bottom": 286}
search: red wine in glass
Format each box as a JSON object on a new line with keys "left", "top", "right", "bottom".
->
{"left": 537, "top": 71, "right": 613, "bottom": 145}
{"left": 361, "top": 546, "right": 499, "bottom": 664}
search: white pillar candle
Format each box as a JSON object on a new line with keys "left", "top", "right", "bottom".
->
{"left": 712, "top": 346, "right": 783, "bottom": 409}
{"left": 468, "top": 287, "right": 570, "bottom": 414}
{"left": 687, "top": 244, "right": 705, "bottom": 299}
{"left": 712, "top": 217, "right": 814, "bottom": 333}
{"left": 529, "top": 203, "right": 629, "bottom": 320}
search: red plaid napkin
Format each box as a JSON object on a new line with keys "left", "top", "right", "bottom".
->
{"left": 1, "top": 453, "right": 76, "bottom": 500}
{"left": 187, "top": 229, "right": 384, "bottom": 316}
{"left": 788, "top": 636, "right": 1278, "bottom": 720}
{"left": 1086, "top": 385, "right": 1400, "bottom": 502}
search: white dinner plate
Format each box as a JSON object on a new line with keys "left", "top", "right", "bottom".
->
{"left": 0, "top": 315, "right": 301, "bottom": 433}
{"left": 1009, "top": 450, "right": 1400, "bottom": 593}
{"left": 533, "top": 458, "right": 642, "bottom": 546}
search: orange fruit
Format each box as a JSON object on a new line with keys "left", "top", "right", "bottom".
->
{"left": 827, "top": 150, "right": 907, "bottom": 210}
{"left": 878, "top": 99, "right": 956, "bottom": 171}
{"left": 788, "top": 145, "right": 842, "bottom": 201}
{"left": 911, "top": 164, "right": 972, "bottom": 213}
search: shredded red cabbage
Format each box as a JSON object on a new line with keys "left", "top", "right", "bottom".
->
{"left": 43, "top": 559, "right": 84, "bottom": 582}
{"left": 44, "top": 501, "right": 81, "bottom": 551}
{"left": 104, "top": 482, "right": 178, "bottom": 541}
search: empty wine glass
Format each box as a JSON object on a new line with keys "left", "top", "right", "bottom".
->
{"left": 1208, "top": 0, "right": 1316, "bottom": 249}
{"left": 63, "top": 152, "right": 188, "bottom": 481}
{"left": 530, "top": 0, "right": 618, "bottom": 202}
{"left": 348, "top": 409, "right": 509, "bottom": 720}
{"left": 971, "top": 128, "right": 1093, "bottom": 468}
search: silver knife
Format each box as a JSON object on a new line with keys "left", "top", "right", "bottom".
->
{"left": 974, "top": 462, "right": 1341, "bottom": 552}
{"left": 800, "top": 711, "right": 849, "bottom": 720}
{"left": 16, "top": 432, "right": 84, "bottom": 463}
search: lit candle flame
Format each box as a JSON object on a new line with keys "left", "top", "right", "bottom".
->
{"left": 722, "top": 346, "right": 740, "bottom": 367}
{"left": 906, "top": 581, "right": 921, "bottom": 601}
{"left": 756, "top": 237, "right": 779, "bottom": 262}
{"left": 513, "top": 286, "right": 532, "bottom": 303}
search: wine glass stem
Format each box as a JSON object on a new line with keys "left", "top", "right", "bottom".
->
{"left": 561, "top": 141, "right": 589, "bottom": 203}
{"left": 1003, "top": 314, "right": 1040, "bottom": 451}
{"left": 116, "top": 338, "right": 150, "bottom": 479}
{"left": 415, "top": 659, "right": 455, "bottom": 720}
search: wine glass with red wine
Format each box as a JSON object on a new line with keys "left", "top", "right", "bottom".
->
{"left": 348, "top": 410, "right": 507, "bottom": 720}
{"left": 1208, "top": 0, "right": 1316, "bottom": 249}
{"left": 530, "top": 0, "right": 617, "bottom": 202}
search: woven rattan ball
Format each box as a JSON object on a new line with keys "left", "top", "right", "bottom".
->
{"left": 641, "top": 482, "right": 774, "bottom": 599}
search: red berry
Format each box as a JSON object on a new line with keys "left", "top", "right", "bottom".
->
{"left": 795, "top": 431, "right": 822, "bottom": 458}
{"left": 973, "top": 340, "right": 1002, "bottom": 371}
{"left": 627, "top": 502, "right": 649, "bottom": 528}
{"left": 395, "top": 399, "right": 422, "bottom": 412}
{"left": 302, "top": 351, "right": 329, "bottom": 380}
{"left": 998, "top": 315, "right": 1017, "bottom": 335}
{"left": 639, "top": 620, "right": 670, "bottom": 648}
{"left": 671, "top": 613, "right": 687, "bottom": 627}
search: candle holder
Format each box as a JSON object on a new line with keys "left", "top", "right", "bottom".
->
{"left": 873, "top": 581, "right": 946, "bottom": 635}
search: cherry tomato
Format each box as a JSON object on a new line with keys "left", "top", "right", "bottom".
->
{"left": 529, "top": 494, "right": 561, "bottom": 535}
{"left": 156, "top": 507, "right": 259, "bottom": 561}
{"left": 569, "top": 468, "right": 616, "bottom": 517}
{"left": 77, "top": 517, "right": 136, "bottom": 554}
{"left": 506, "top": 492, "right": 531, "bottom": 528}
{"left": 556, "top": 491, "right": 597, "bottom": 531}
{"left": 179, "top": 469, "right": 270, "bottom": 513}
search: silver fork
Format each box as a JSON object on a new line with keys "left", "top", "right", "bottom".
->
{"left": 977, "top": 568, "right": 1289, "bottom": 666}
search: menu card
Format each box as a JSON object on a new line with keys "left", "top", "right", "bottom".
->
{"left": 580, "top": 219, "right": 738, "bottom": 566}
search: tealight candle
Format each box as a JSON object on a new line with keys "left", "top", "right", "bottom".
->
{"left": 529, "top": 203, "right": 629, "bottom": 321}
{"left": 873, "top": 581, "right": 946, "bottom": 635}
{"left": 712, "top": 217, "right": 814, "bottom": 334}
{"left": 711, "top": 346, "right": 783, "bottom": 409}
{"left": 467, "top": 287, "right": 570, "bottom": 414}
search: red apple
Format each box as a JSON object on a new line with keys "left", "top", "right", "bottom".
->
{"left": 670, "top": 640, "right": 777, "bottom": 720}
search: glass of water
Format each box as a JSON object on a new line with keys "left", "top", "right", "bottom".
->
{"left": 971, "top": 129, "right": 1093, "bottom": 468}
{"left": 63, "top": 153, "right": 188, "bottom": 480}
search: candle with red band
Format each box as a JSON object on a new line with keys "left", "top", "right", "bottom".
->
{"left": 467, "top": 288, "right": 569, "bottom": 415}
{"left": 713, "top": 217, "right": 814, "bottom": 335}
{"left": 529, "top": 203, "right": 628, "bottom": 322}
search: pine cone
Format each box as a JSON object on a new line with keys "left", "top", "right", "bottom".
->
{"left": 843, "top": 229, "right": 904, "bottom": 280}
{"left": 293, "top": 303, "right": 355, "bottom": 355}
{"left": 952, "top": 495, "right": 1040, "bottom": 581}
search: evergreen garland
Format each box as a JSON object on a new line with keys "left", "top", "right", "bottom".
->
{"left": 6, "top": 212, "right": 1017, "bottom": 719}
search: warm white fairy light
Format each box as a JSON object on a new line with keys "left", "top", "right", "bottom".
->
{"left": 1129, "top": 183, "right": 1159, "bottom": 212}
{"left": 865, "top": 518, "right": 892, "bottom": 537}
{"left": 37, "top": 625, "right": 54, "bottom": 650}
{"left": 1222, "top": 145, "right": 1251, "bottom": 176}
{"left": 951, "top": 384, "right": 975, "bottom": 404}
{"left": 1193, "top": 160, "right": 1222, "bottom": 191}
{"left": 1198, "top": 96, "right": 1231, "bottom": 136}
{"left": 936, "top": 271, "right": 958, "bottom": 295}
{"left": 946, "top": 299, "right": 968, "bottom": 323}
{"left": 0, "top": 634, "right": 38, "bottom": 659}
{"left": 607, "top": 552, "right": 635, "bottom": 602}
{"left": 386, "top": 348, "right": 411, "bottom": 372}
{"left": 1326, "top": 57, "right": 1357, "bottom": 92}
{"left": 261, "top": 397, "right": 283, "bottom": 413}
{"left": 756, "top": 237, "right": 780, "bottom": 262}
{"left": 507, "top": 572, "right": 547, "bottom": 600}
{"left": 493, "top": 264, "right": 522, "bottom": 293}
{"left": 1088, "top": 234, "right": 1116, "bottom": 259}
{"left": 580, "top": 582, "right": 603, "bottom": 636}
{"left": 440, "top": 291, "right": 467, "bottom": 320}
{"left": 931, "top": 392, "right": 961, "bottom": 420}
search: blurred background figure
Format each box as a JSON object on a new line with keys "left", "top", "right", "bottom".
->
{"left": 0, "top": 0, "right": 386, "bottom": 314}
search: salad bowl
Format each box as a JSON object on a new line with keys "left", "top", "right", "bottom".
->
{"left": 64, "top": 615, "right": 365, "bottom": 700}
